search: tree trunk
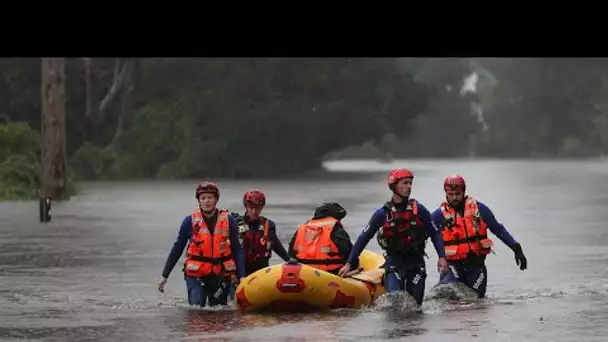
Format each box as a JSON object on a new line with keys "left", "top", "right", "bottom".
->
{"left": 99, "top": 58, "right": 126, "bottom": 122}
{"left": 40, "top": 58, "right": 68, "bottom": 200}
{"left": 112, "top": 58, "right": 136, "bottom": 145}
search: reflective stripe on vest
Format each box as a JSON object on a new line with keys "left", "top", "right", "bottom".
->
{"left": 293, "top": 217, "right": 345, "bottom": 271}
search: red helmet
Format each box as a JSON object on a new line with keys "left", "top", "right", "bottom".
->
{"left": 243, "top": 189, "right": 266, "bottom": 207}
{"left": 195, "top": 181, "right": 220, "bottom": 199}
{"left": 443, "top": 175, "right": 466, "bottom": 192}
{"left": 387, "top": 168, "right": 414, "bottom": 186}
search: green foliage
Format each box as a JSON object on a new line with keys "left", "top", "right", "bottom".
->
{"left": 70, "top": 142, "right": 114, "bottom": 180}
{"left": 111, "top": 101, "right": 189, "bottom": 179}
{"left": 0, "top": 121, "right": 40, "bottom": 160}
{"left": 463, "top": 58, "right": 608, "bottom": 157}
{"left": 67, "top": 58, "right": 433, "bottom": 180}
{"left": 558, "top": 136, "right": 588, "bottom": 158}
{"left": 0, "top": 123, "right": 40, "bottom": 200}
{"left": 0, "top": 122, "right": 77, "bottom": 201}
{"left": 0, "top": 153, "right": 40, "bottom": 200}
{"left": 371, "top": 58, "right": 608, "bottom": 159}
{"left": 4, "top": 58, "right": 608, "bottom": 186}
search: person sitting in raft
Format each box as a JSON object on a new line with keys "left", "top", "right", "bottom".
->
{"left": 230, "top": 189, "right": 291, "bottom": 277}
{"left": 288, "top": 202, "right": 359, "bottom": 275}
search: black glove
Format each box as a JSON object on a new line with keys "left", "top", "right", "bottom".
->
{"left": 512, "top": 243, "right": 527, "bottom": 271}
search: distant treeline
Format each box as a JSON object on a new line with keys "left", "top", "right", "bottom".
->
{"left": 1, "top": 58, "right": 607, "bottom": 200}
{"left": 329, "top": 58, "right": 608, "bottom": 160}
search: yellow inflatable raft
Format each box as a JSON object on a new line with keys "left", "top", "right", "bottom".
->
{"left": 235, "top": 249, "right": 386, "bottom": 313}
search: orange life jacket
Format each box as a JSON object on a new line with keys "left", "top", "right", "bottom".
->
{"left": 183, "top": 209, "right": 236, "bottom": 278}
{"left": 240, "top": 216, "right": 272, "bottom": 266}
{"left": 292, "top": 217, "right": 346, "bottom": 272}
{"left": 440, "top": 197, "right": 494, "bottom": 261}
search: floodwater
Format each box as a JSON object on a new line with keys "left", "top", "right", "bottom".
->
{"left": 1, "top": 159, "right": 608, "bottom": 341}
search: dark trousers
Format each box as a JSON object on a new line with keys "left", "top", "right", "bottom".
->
{"left": 437, "top": 260, "right": 488, "bottom": 298}
{"left": 184, "top": 274, "right": 231, "bottom": 307}
{"left": 382, "top": 253, "right": 427, "bottom": 305}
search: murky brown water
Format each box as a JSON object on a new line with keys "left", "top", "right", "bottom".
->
{"left": 1, "top": 159, "right": 608, "bottom": 341}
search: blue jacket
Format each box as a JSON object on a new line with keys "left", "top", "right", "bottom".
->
{"left": 161, "top": 211, "right": 246, "bottom": 279}
{"left": 429, "top": 199, "right": 518, "bottom": 250}
{"left": 346, "top": 200, "right": 446, "bottom": 265}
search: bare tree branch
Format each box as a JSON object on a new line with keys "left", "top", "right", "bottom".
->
{"left": 98, "top": 58, "right": 127, "bottom": 122}
{"left": 112, "top": 58, "right": 136, "bottom": 144}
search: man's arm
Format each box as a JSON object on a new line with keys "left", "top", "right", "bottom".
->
{"left": 228, "top": 215, "right": 246, "bottom": 279}
{"left": 430, "top": 208, "right": 446, "bottom": 234}
{"left": 477, "top": 201, "right": 527, "bottom": 270}
{"left": 288, "top": 230, "right": 298, "bottom": 258}
{"left": 418, "top": 203, "right": 446, "bottom": 258}
{"left": 477, "top": 201, "right": 518, "bottom": 248}
{"left": 269, "top": 220, "right": 290, "bottom": 261}
{"left": 346, "top": 208, "right": 386, "bottom": 265}
{"left": 161, "top": 216, "right": 192, "bottom": 279}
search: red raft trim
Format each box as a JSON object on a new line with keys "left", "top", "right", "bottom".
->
{"left": 236, "top": 286, "right": 253, "bottom": 312}
{"left": 328, "top": 289, "right": 356, "bottom": 309}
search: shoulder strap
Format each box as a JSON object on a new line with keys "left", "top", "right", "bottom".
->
{"left": 465, "top": 197, "right": 482, "bottom": 220}
{"left": 191, "top": 210, "right": 203, "bottom": 235}
{"left": 465, "top": 196, "right": 477, "bottom": 208}
{"left": 383, "top": 201, "right": 395, "bottom": 221}
{"left": 439, "top": 203, "right": 455, "bottom": 230}
{"left": 261, "top": 216, "right": 270, "bottom": 238}
{"left": 440, "top": 201, "right": 452, "bottom": 216}
{"left": 408, "top": 198, "right": 418, "bottom": 215}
